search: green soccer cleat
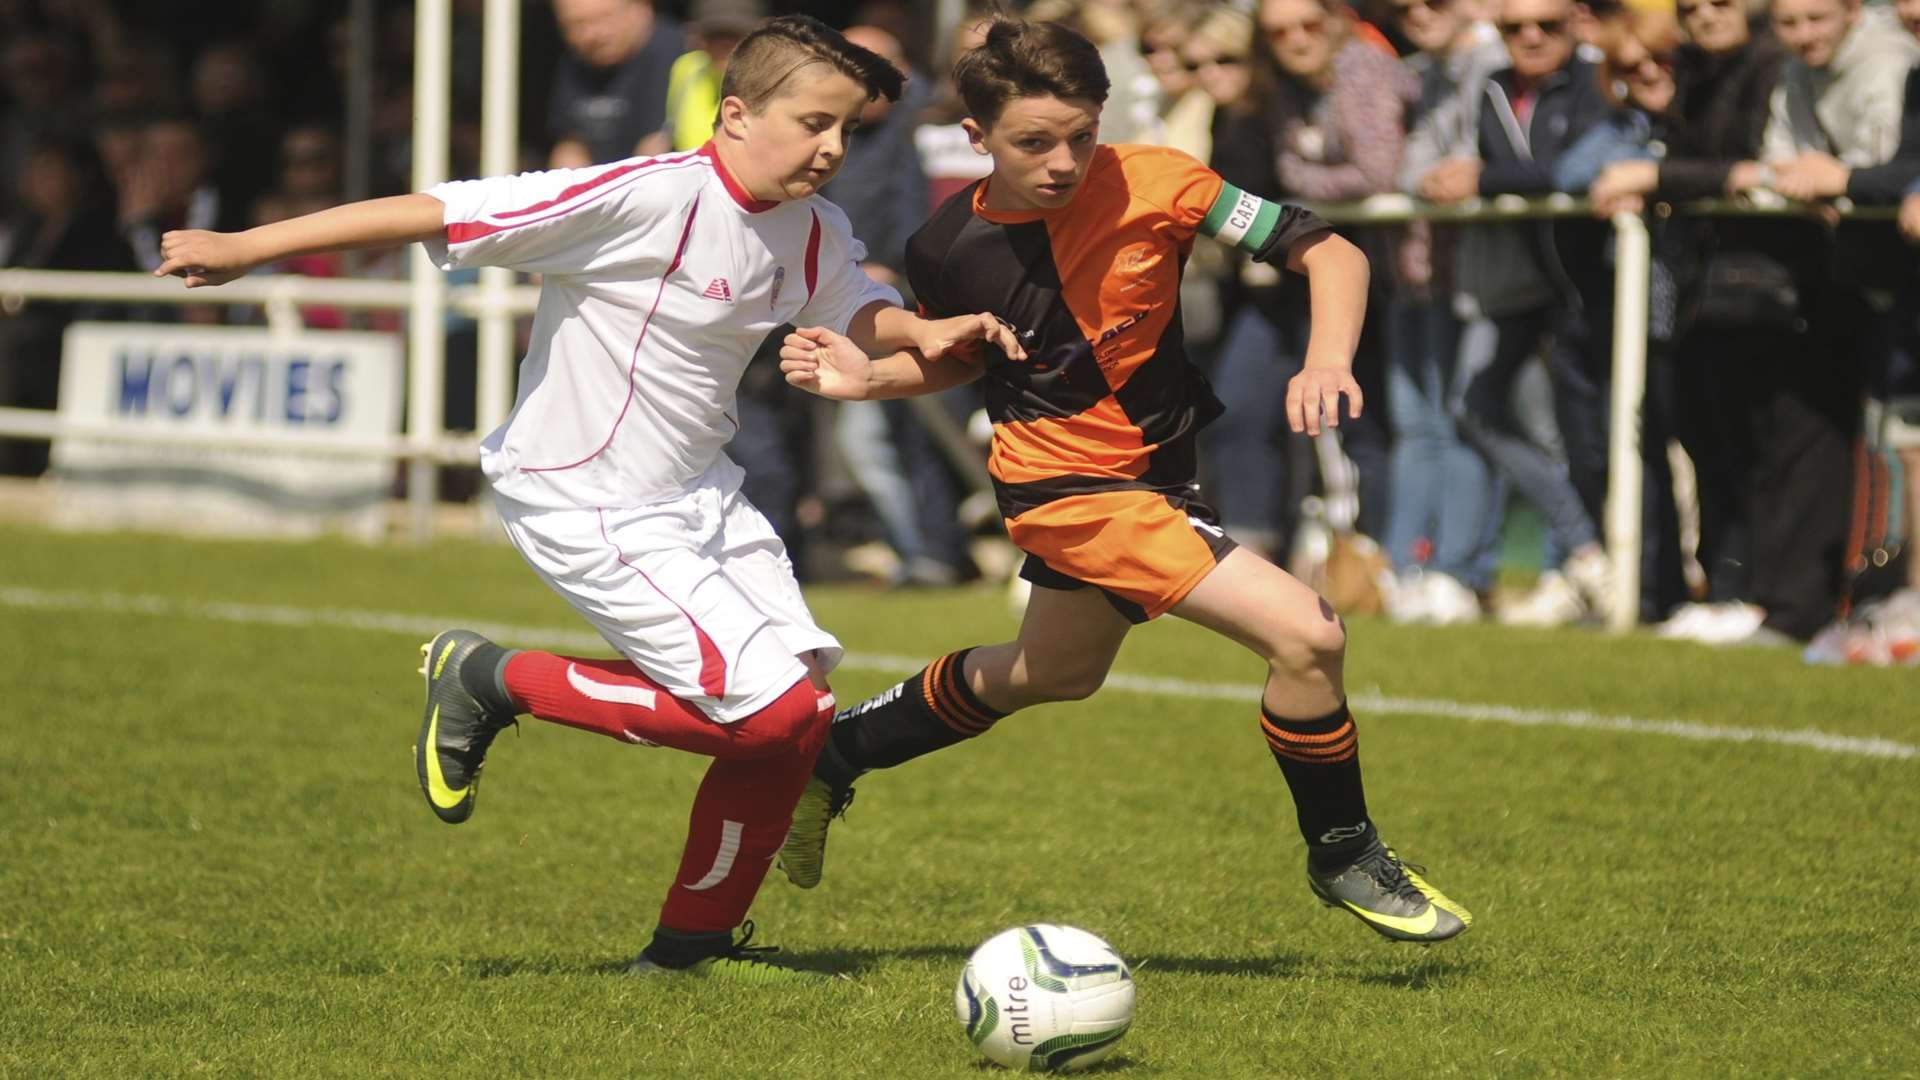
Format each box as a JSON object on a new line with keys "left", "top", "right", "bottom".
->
{"left": 625, "top": 922, "right": 838, "bottom": 984}
{"left": 1307, "top": 840, "right": 1472, "bottom": 944}
{"left": 414, "top": 629, "right": 515, "bottom": 825}
{"left": 777, "top": 776, "right": 855, "bottom": 889}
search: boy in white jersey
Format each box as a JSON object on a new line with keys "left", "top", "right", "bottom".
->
{"left": 155, "top": 15, "right": 1022, "bottom": 981}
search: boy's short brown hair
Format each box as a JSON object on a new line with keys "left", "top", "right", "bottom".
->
{"left": 952, "top": 17, "right": 1111, "bottom": 128}
{"left": 721, "top": 14, "right": 904, "bottom": 113}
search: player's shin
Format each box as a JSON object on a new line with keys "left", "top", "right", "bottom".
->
{"left": 815, "top": 647, "right": 1009, "bottom": 787}
{"left": 637, "top": 685, "right": 835, "bottom": 979}
{"left": 1260, "top": 701, "right": 1377, "bottom": 867}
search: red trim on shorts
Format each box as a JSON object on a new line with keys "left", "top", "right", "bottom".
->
{"left": 595, "top": 508, "right": 729, "bottom": 699}
{"left": 803, "top": 210, "right": 821, "bottom": 300}
{"left": 699, "top": 142, "right": 780, "bottom": 213}
{"left": 519, "top": 194, "right": 703, "bottom": 474}
{"left": 444, "top": 151, "right": 700, "bottom": 244}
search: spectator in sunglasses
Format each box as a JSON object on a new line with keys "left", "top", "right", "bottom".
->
{"left": 1430, "top": 0, "right": 1622, "bottom": 626}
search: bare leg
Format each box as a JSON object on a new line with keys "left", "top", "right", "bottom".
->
{"left": 1170, "top": 546, "right": 1347, "bottom": 718}
{"left": 962, "top": 582, "right": 1134, "bottom": 713}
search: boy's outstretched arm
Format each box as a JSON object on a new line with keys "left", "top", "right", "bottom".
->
{"left": 153, "top": 194, "right": 447, "bottom": 288}
{"left": 843, "top": 299, "right": 1027, "bottom": 363}
{"left": 1190, "top": 176, "right": 1367, "bottom": 438}
{"left": 778, "top": 325, "right": 982, "bottom": 401}
{"left": 1286, "top": 231, "right": 1369, "bottom": 437}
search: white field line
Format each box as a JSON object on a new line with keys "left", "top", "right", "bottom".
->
{"left": 5, "top": 585, "right": 1914, "bottom": 762}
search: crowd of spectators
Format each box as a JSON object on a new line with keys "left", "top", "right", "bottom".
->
{"left": 3, "top": 0, "right": 1918, "bottom": 645}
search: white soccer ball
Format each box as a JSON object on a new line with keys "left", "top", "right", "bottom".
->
{"left": 954, "top": 924, "right": 1135, "bottom": 1072}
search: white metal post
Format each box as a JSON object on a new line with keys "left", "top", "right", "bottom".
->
{"left": 408, "top": 0, "right": 453, "bottom": 542}
{"left": 477, "top": 0, "right": 520, "bottom": 445}
{"left": 1605, "top": 211, "right": 1650, "bottom": 633}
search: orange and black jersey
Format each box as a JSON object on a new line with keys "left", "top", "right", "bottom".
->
{"left": 904, "top": 143, "right": 1331, "bottom": 519}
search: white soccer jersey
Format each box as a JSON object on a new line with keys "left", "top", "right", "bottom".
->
{"left": 424, "top": 145, "right": 900, "bottom": 510}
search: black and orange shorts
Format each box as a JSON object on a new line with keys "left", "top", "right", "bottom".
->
{"left": 1006, "top": 486, "right": 1237, "bottom": 623}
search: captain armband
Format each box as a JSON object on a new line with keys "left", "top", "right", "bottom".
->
{"left": 1196, "top": 182, "right": 1330, "bottom": 265}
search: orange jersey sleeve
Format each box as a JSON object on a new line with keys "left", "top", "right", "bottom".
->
{"left": 1109, "top": 144, "right": 1225, "bottom": 243}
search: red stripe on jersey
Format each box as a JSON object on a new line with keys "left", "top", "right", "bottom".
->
{"left": 444, "top": 152, "right": 700, "bottom": 244}
{"left": 803, "top": 210, "right": 821, "bottom": 300}
{"left": 699, "top": 142, "right": 779, "bottom": 213}
{"left": 596, "top": 508, "right": 730, "bottom": 699}
{"left": 520, "top": 194, "right": 702, "bottom": 474}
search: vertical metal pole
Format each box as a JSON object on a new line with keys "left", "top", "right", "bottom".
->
{"left": 935, "top": 0, "right": 966, "bottom": 59}
{"left": 477, "top": 0, "right": 520, "bottom": 444}
{"left": 1605, "top": 211, "right": 1650, "bottom": 633}
{"left": 408, "top": 0, "right": 452, "bottom": 542}
{"left": 344, "top": 0, "right": 375, "bottom": 204}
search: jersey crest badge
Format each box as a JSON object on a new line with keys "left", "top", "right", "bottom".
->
{"left": 703, "top": 277, "right": 734, "bottom": 303}
{"left": 771, "top": 266, "right": 786, "bottom": 308}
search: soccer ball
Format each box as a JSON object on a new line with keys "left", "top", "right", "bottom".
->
{"left": 954, "top": 924, "right": 1135, "bottom": 1072}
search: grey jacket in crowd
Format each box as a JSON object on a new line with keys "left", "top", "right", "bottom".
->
{"left": 1760, "top": 5, "right": 1920, "bottom": 166}
{"left": 1398, "top": 27, "right": 1554, "bottom": 318}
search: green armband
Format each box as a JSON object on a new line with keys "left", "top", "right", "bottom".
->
{"left": 1198, "top": 182, "right": 1285, "bottom": 256}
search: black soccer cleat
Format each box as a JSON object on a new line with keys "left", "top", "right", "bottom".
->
{"left": 414, "top": 629, "right": 515, "bottom": 824}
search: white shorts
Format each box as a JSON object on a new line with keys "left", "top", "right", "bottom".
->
{"left": 494, "top": 460, "right": 842, "bottom": 723}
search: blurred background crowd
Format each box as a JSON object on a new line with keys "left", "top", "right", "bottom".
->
{"left": 2, "top": 0, "right": 1918, "bottom": 652}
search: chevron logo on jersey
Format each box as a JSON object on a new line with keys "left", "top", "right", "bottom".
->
{"left": 703, "top": 277, "right": 734, "bottom": 302}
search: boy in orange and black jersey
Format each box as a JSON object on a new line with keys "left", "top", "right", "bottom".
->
{"left": 776, "top": 14, "right": 1471, "bottom": 944}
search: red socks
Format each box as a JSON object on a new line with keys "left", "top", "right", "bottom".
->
{"left": 501, "top": 649, "right": 834, "bottom": 932}
{"left": 658, "top": 681, "right": 834, "bottom": 931}
{"left": 503, "top": 651, "right": 817, "bottom": 757}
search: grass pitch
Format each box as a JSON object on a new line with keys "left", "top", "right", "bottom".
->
{"left": 2, "top": 524, "right": 1916, "bottom": 1078}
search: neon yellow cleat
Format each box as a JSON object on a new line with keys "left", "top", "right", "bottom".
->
{"left": 413, "top": 630, "right": 515, "bottom": 825}
{"left": 777, "top": 776, "right": 855, "bottom": 888}
{"left": 626, "top": 922, "right": 838, "bottom": 983}
{"left": 1307, "top": 841, "right": 1473, "bottom": 944}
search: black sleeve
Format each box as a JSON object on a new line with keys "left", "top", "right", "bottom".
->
{"left": 1846, "top": 66, "right": 1920, "bottom": 205}
{"left": 1251, "top": 204, "right": 1337, "bottom": 265}
{"left": 1657, "top": 159, "right": 1737, "bottom": 202}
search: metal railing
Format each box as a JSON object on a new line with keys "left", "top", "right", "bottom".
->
{"left": 0, "top": 196, "right": 1901, "bottom": 631}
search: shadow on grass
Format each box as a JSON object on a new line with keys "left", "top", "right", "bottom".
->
{"left": 960, "top": 1054, "right": 1140, "bottom": 1074}
{"left": 347, "top": 943, "right": 1461, "bottom": 987}
{"left": 1127, "top": 952, "right": 1309, "bottom": 979}
{"left": 782, "top": 941, "right": 973, "bottom": 976}
{"left": 332, "top": 954, "right": 629, "bottom": 978}
{"left": 1347, "top": 953, "right": 1476, "bottom": 990}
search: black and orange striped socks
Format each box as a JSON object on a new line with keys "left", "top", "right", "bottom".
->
{"left": 1261, "top": 702, "right": 1376, "bottom": 868}
{"left": 814, "top": 648, "right": 1009, "bottom": 789}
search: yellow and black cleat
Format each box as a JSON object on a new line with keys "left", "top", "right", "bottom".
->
{"left": 1307, "top": 841, "right": 1473, "bottom": 944}
{"left": 777, "top": 776, "right": 855, "bottom": 889}
{"left": 413, "top": 629, "right": 514, "bottom": 825}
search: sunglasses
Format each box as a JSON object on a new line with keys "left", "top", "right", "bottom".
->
{"left": 1265, "top": 16, "right": 1330, "bottom": 38}
{"left": 1498, "top": 16, "right": 1569, "bottom": 36}
{"left": 1675, "top": 0, "right": 1736, "bottom": 15}
{"left": 1184, "top": 55, "right": 1246, "bottom": 71}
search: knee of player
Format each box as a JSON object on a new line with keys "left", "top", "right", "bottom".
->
{"left": 1030, "top": 663, "right": 1107, "bottom": 703}
{"left": 736, "top": 679, "right": 833, "bottom": 753}
{"left": 1270, "top": 609, "right": 1347, "bottom": 674}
